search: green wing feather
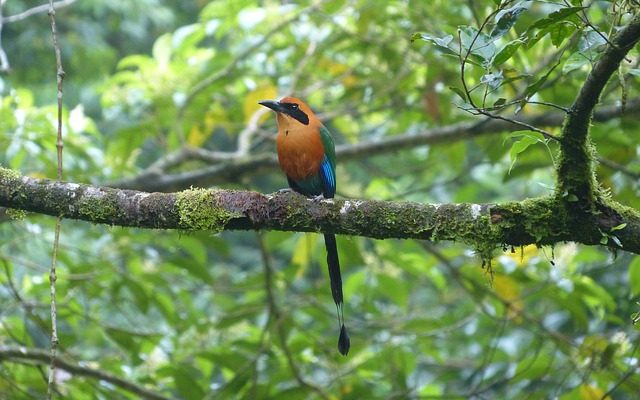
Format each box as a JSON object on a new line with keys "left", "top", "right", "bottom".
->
{"left": 319, "top": 125, "right": 336, "bottom": 172}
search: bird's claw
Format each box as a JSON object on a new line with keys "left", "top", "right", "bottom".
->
{"left": 277, "top": 188, "right": 293, "bottom": 194}
{"left": 312, "top": 194, "right": 326, "bottom": 202}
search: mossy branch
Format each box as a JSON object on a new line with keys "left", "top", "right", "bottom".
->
{"left": 557, "top": 12, "right": 640, "bottom": 205}
{"left": 2, "top": 168, "right": 640, "bottom": 254}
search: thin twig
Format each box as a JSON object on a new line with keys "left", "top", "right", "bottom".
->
{"left": 180, "top": 0, "right": 324, "bottom": 113}
{"left": 257, "top": 232, "right": 331, "bottom": 400}
{"left": 108, "top": 98, "right": 640, "bottom": 192}
{"left": 456, "top": 104, "right": 559, "bottom": 141}
{"left": 565, "top": 0, "right": 633, "bottom": 63}
{"left": 423, "top": 241, "right": 640, "bottom": 395}
{"left": 47, "top": 1, "right": 66, "bottom": 398}
{"left": 235, "top": 40, "right": 320, "bottom": 155}
{"left": 467, "top": 319, "right": 508, "bottom": 396}
{"left": 0, "top": 346, "right": 171, "bottom": 400}
{"left": 2, "top": 259, "right": 49, "bottom": 332}
{"left": 600, "top": 340, "right": 640, "bottom": 399}
{"left": 1, "top": 0, "right": 76, "bottom": 23}
{"left": 459, "top": 4, "right": 505, "bottom": 107}
{"left": 0, "top": 0, "right": 9, "bottom": 72}
{"left": 172, "top": 0, "right": 324, "bottom": 144}
{"left": 454, "top": 1, "right": 559, "bottom": 138}
{"left": 598, "top": 156, "right": 640, "bottom": 179}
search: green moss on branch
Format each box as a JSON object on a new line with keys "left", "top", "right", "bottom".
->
{"left": 175, "top": 188, "right": 238, "bottom": 232}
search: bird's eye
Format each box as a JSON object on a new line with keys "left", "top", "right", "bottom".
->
{"left": 290, "top": 104, "right": 299, "bottom": 110}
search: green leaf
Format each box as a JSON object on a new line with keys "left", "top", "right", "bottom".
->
{"left": 178, "top": 236, "right": 208, "bottom": 265}
{"left": 449, "top": 86, "right": 468, "bottom": 101}
{"left": 481, "top": 70, "right": 504, "bottom": 89}
{"left": 166, "top": 236, "right": 212, "bottom": 283}
{"left": 529, "top": 6, "right": 584, "bottom": 31}
{"left": 152, "top": 33, "right": 173, "bottom": 66}
{"left": 117, "top": 55, "right": 154, "bottom": 70}
{"left": 492, "top": 39, "right": 524, "bottom": 66}
{"left": 563, "top": 52, "right": 590, "bottom": 74}
{"left": 378, "top": 274, "right": 409, "bottom": 307}
{"left": 493, "top": 97, "right": 507, "bottom": 107}
{"left": 549, "top": 22, "right": 573, "bottom": 47}
{"left": 575, "top": 276, "right": 616, "bottom": 312}
{"left": 414, "top": 33, "right": 458, "bottom": 56}
{"left": 490, "top": 5, "right": 528, "bottom": 39}
{"left": 513, "top": 352, "right": 552, "bottom": 381}
{"left": 106, "top": 327, "right": 139, "bottom": 354}
{"left": 512, "top": 130, "right": 546, "bottom": 142}
{"left": 123, "top": 277, "right": 150, "bottom": 313}
{"left": 169, "top": 256, "right": 212, "bottom": 283}
{"left": 523, "top": 61, "right": 559, "bottom": 99}
{"left": 509, "top": 135, "right": 538, "bottom": 174}
{"left": 172, "top": 364, "right": 206, "bottom": 399}
{"left": 579, "top": 29, "right": 608, "bottom": 52}
{"left": 459, "top": 26, "right": 497, "bottom": 65}
{"left": 507, "top": 131, "right": 546, "bottom": 174}
{"left": 173, "top": 24, "right": 206, "bottom": 54}
{"left": 322, "top": 0, "right": 346, "bottom": 14}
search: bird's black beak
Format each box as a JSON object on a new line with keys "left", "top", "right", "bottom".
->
{"left": 259, "top": 99, "right": 310, "bottom": 125}
{"left": 258, "top": 100, "right": 284, "bottom": 113}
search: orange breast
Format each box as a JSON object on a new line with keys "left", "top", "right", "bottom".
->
{"left": 276, "top": 117, "right": 324, "bottom": 181}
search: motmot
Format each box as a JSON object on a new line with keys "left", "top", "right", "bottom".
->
{"left": 259, "top": 97, "right": 350, "bottom": 356}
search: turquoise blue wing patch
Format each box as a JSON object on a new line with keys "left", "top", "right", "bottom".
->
{"left": 319, "top": 155, "right": 336, "bottom": 198}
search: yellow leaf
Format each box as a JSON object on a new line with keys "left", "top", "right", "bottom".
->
{"left": 579, "top": 384, "right": 609, "bottom": 400}
{"left": 292, "top": 234, "right": 315, "bottom": 279}
{"left": 320, "top": 59, "right": 348, "bottom": 75}
{"left": 342, "top": 74, "right": 358, "bottom": 88}
{"left": 187, "top": 108, "right": 220, "bottom": 147}
{"left": 187, "top": 125, "right": 208, "bottom": 147}
{"left": 507, "top": 244, "right": 538, "bottom": 266}
{"left": 244, "top": 84, "right": 278, "bottom": 124}
{"left": 493, "top": 274, "right": 523, "bottom": 321}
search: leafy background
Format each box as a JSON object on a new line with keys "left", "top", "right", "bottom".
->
{"left": 1, "top": 0, "right": 640, "bottom": 398}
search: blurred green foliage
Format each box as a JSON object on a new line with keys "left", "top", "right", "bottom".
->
{"left": 1, "top": 0, "right": 640, "bottom": 398}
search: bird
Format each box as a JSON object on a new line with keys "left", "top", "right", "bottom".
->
{"left": 259, "top": 96, "right": 350, "bottom": 356}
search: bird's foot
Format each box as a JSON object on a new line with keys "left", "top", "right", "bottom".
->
{"left": 311, "top": 194, "right": 327, "bottom": 202}
{"left": 277, "top": 188, "right": 293, "bottom": 194}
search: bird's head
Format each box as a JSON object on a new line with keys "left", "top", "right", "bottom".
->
{"left": 258, "top": 96, "right": 314, "bottom": 126}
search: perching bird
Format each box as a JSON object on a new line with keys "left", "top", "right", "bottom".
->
{"left": 259, "top": 96, "right": 350, "bottom": 356}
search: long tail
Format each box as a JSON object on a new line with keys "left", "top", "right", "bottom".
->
{"left": 324, "top": 234, "right": 350, "bottom": 355}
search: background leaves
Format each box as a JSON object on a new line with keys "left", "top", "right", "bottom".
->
{"left": 1, "top": 0, "right": 640, "bottom": 399}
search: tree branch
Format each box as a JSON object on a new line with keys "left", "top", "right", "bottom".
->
{"left": 47, "top": 0, "right": 67, "bottom": 396}
{"left": 558, "top": 12, "right": 640, "bottom": 203}
{"left": 2, "top": 168, "right": 639, "bottom": 254}
{"left": 258, "top": 233, "right": 330, "bottom": 399}
{"left": 1, "top": 0, "right": 76, "bottom": 24}
{"left": 0, "top": 0, "right": 9, "bottom": 73}
{"left": 111, "top": 98, "right": 640, "bottom": 192}
{"left": 0, "top": 345, "right": 171, "bottom": 400}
